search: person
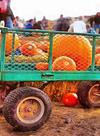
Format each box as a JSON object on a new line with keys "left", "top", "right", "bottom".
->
{"left": 86, "top": 23, "right": 96, "bottom": 34}
{"left": 60, "top": 18, "right": 70, "bottom": 31}
{"left": 0, "top": 0, "right": 14, "bottom": 28}
{"left": 53, "top": 19, "right": 62, "bottom": 31}
{"left": 68, "top": 16, "right": 87, "bottom": 33}
{"left": 33, "top": 21, "right": 42, "bottom": 29}
{"left": 57, "top": 14, "right": 65, "bottom": 23}
{"left": 93, "top": 12, "right": 100, "bottom": 34}
{"left": 13, "top": 16, "right": 24, "bottom": 28}
{"left": 53, "top": 14, "right": 64, "bottom": 31}
{"left": 41, "top": 16, "right": 48, "bottom": 30}
{"left": 53, "top": 14, "right": 70, "bottom": 31}
{"left": 24, "top": 19, "right": 34, "bottom": 29}
{"left": 33, "top": 17, "right": 36, "bottom": 26}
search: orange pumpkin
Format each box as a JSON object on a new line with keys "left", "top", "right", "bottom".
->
{"left": 36, "top": 41, "right": 49, "bottom": 52}
{"left": 52, "top": 56, "right": 76, "bottom": 71}
{"left": 62, "top": 93, "right": 78, "bottom": 107}
{"left": 35, "top": 62, "right": 48, "bottom": 70}
{"left": 95, "top": 46, "right": 100, "bottom": 54}
{"left": 95, "top": 54, "right": 100, "bottom": 66}
{"left": 20, "top": 39, "right": 29, "bottom": 45}
{"left": 0, "top": 33, "right": 20, "bottom": 55}
{"left": 52, "top": 35, "right": 92, "bottom": 70}
{"left": 20, "top": 42, "right": 44, "bottom": 56}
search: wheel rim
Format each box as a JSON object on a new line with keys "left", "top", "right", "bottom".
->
{"left": 16, "top": 97, "right": 45, "bottom": 124}
{"left": 88, "top": 84, "right": 100, "bottom": 105}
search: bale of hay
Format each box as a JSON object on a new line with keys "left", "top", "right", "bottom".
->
{"left": 43, "top": 81, "right": 80, "bottom": 102}
{"left": 21, "top": 81, "right": 80, "bottom": 102}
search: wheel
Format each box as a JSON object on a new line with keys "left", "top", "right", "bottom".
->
{"left": 3, "top": 87, "right": 52, "bottom": 131}
{"left": 77, "top": 81, "right": 100, "bottom": 108}
{"left": 0, "top": 82, "right": 19, "bottom": 112}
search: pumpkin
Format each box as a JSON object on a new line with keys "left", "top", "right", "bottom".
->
{"left": 52, "top": 35, "right": 92, "bottom": 70}
{"left": 35, "top": 62, "right": 48, "bottom": 70}
{"left": 36, "top": 41, "right": 49, "bottom": 52}
{"left": 6, "top": 53, "right": 48, "bottom": 63}
{"left": 20, "top": 39, "right": 29, "bottom": 45}
{"left": 95, "top": 54, "right": 100, "bottom": 66}
{"left": 0, "top": 33, "right": 20, "bottom": 55}
{"left": 20, "top": 42, "right": 44, "bottom": 56}
{"left": 62, "top": 93, "right": 78, "bottom": 107}
{"left": 52, "top": 56, "right": 76, "bottom": 71}
{"left": 95, "top": 46, "right": 100, "bottom": 54}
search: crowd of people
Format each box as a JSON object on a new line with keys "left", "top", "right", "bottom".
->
{"left": 13, "top": 16, "right": 48, "bottom": 30}
{"left": 1, "top": 13, "right": 100, "bottom": 34}
{"left": 53, "top": 14, "right": 100, "bottom": 34}
{"left": 0, "top": 0, "right": 100, "bottom": 34}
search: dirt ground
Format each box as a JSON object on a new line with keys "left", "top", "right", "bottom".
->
{"left": 0, "top": 102, "right": 100, "bottom": 136}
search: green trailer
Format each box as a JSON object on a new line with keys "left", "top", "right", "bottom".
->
{"left": 0, "top": 27, "right": 100, "bottom": 131}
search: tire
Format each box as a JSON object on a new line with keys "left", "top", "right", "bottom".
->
{"left": 3, "top": 87, "right": 52, "bottom": 131}
{"left": 77, "top": 81, "right": 100, "bottom": 108}
{"left": 0, "top": 82, "right": 18, "bottom": 112}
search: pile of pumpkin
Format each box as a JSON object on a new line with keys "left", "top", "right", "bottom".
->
{"left": 1, "top": 33, "right": 100, "bottom": 69}
{"left": 2, "top": 32, "right": 100, "bottom": 71}
{"left": 2, "top": 33, "right": 49, "bottom": 64}
{"left": 36, "top": 34, "right": 93, "bottom": 71}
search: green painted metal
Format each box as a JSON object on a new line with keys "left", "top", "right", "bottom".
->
{"left": 1, "top": 71, "right": 100, "bottom": 81}
{"left": 0, "top": 28, "right": 100, "bottom": 81}
{"left": 91, "top": 36, "right": 96, "bottom": 71}
{"left": 11, "top": 33, "right": 15, "bottom": 63}
{"left": 48, "top": 33, "right": 53, "bottom": 71}
{"left": 0, "top": 32, "right": 6, "bottom": 70}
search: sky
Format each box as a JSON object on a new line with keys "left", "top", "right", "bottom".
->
{"left": 11, "top": 0, "right": 100, "bottom": 21}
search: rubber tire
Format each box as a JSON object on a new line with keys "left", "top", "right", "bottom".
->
{"left": 3, "top": 87, "right": 52, "bottom": 131}
{"left": 77, "top": 81, "right": 100, "bottom": 108}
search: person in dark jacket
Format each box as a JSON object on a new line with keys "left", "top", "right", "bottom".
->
{"left": 88, "top": 12, "right": 100, "bottom": 34}
{"left": 54, "top": 18, "right": 70, "bottom": 31}
{"left": 0, "top": 0, "right": 14, "bottom": 28}
{"left": 24, "top": 19, "right": 33, "bottom": 29}
{"left": 93, "top": 12, "right": 100, "bottom": 33}
{"left": 33, "top": 21, "right": 42, "bottom": 29}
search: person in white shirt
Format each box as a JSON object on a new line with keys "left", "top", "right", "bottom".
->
{"left": 68, "top": 16, "right": 87, "bottom": 33}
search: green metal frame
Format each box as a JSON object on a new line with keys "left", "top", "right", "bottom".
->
{"left": 0, "top": 27, "right": 100, "bottom": 81}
